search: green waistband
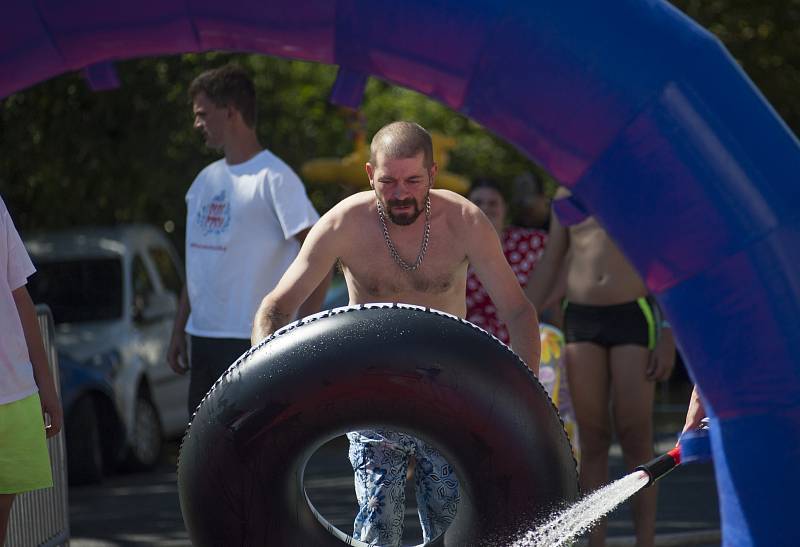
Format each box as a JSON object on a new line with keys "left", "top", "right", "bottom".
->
{"left": 636, "top": 297, "right": 657, "bottom": 350}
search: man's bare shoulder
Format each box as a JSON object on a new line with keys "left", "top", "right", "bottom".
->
{"left": 432, "top": 189, "right": 483, "bottom": 225}
{"left": 331, "top": 191, "right": 374, "bottom": 214}
{"left": 319, "top": 191, "right": 373, "bottom": 230}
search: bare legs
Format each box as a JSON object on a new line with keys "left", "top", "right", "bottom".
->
{"left": 566, "top": 343, "right": 656, "bottom": 547}
{"left": 566, "top": 342, "right": 611, "bottom": 546}
{"left": 0, "top": 493, "right": 15, "bottom": 546}
{"left": 611, "top": 345, "right": 656, "bottom": 547}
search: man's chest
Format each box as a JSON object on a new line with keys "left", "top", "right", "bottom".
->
{"left": 341, "top": 232, "right": 467, "bottom": 297}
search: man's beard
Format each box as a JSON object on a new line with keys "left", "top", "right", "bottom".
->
{"left": 385, "top": 192, "right": 428, "bottom": 226}
{"left": 200, "top": 130, "right": 223, "bottom": 151}
{"left": 206, "top": 138, "right": 224, "bottom": 152}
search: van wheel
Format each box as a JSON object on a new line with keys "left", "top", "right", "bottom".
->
{"left": 66, "top": 396, "right": 104, "bottom": 485}
{"left": 123, "top": 393, "right": 163, "bottom": 471}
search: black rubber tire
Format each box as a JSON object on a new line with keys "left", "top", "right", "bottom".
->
{"left": 178, "top": 304, "right": 579, "bottom": 546}
{"left": 122, "top": 393, "right": 163, "bottom": 471}
{"left": 66, "top": 396, "right": 104, "bottom": 485}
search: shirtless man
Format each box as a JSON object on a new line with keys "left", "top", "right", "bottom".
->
{"left": 525, "top": 188, "right": 675, "bottom": 547}
{"left": 252, "top": 121, "right": 539, "bottom": 547}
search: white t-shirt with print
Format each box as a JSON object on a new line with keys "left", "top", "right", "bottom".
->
{"left": 184, "top": 150, "right": 319, "bottom": 339}
{"left": 0, "top": 197, "right": 38, "bottom": 404}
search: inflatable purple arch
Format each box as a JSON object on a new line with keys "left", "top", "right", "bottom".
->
{"left": 4, "top": 1, "right": 799, "bottom": 544}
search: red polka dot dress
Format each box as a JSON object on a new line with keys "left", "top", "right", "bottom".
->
{"left": 466, "top": 226, "right": 547, "bottom": 343}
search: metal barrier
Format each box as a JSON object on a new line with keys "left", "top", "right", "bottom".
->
{"left": 6, "top": 305, "right": 70, "bottom": 547}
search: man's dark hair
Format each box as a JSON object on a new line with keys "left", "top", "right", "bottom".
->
{"left": 188, "top": 64, "right": 257, "bottom": 128}
{"left": 369, "top": 121, "right": 434, "bottom": 169}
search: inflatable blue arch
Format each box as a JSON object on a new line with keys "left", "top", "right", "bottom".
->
{"left": 4, "top": 1, "right": 799, "bottom": 544}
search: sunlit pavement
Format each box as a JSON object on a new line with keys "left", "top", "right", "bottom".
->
{"left": 69, "top": 385, "right": 720, "bottom": 547}
{"left": 69, "top": 466, "right": 190, "bottom": 547}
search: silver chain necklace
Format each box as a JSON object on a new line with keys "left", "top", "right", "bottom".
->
{"left": 377, "top": 196, "right": 431, "bottom": 272}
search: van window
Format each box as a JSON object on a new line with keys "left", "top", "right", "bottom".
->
{"left": 132, "top": 255, "right": 155, "bottom": 307}
{"left": 148, "top": 247, "right": 182, "bottom": 296}
{"left": 28, "top": 258, "right": 123, "bottom": 324}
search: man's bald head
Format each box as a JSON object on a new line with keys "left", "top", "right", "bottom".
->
{"left": 369, "top": 121, "right": 434, "bottom": 170}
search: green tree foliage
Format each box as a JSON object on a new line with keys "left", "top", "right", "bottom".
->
{"left": 1, "top": 2, "right": 797, "bottom": 241}
{"left": 0, "top": 52, "right": 541, "bottom": 241}
{"left": 670, "top": 0, "right": 800, "bottom": 132}
{"left": 0, "top": 53, "right": 356, "bottom": 241}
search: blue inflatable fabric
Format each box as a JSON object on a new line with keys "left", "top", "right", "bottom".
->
{"left": 2, "top": 2, "right": 799, "bottom": 544}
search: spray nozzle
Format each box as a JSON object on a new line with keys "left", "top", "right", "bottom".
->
{"left": 636, "top": 420, "right": 714, "bottom": 488}
{"left": 635, "top": 446, "right": 682, "bottom": 487}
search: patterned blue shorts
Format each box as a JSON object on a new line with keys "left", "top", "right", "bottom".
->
{"left": 347, "top": 429, "right": 460, "bottom": 546}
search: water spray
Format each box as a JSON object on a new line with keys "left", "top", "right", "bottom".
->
{"left": 513, "top": 420, "right": 713, "bottom": 546}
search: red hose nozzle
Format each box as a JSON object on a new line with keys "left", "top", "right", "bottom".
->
{"left": 635, "top": 446, "right": 682, "bottom": 487}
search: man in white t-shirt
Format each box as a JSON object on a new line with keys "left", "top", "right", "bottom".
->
{"left": 167, "top": 64, "right": 329, "bottom": 414}
{"left": 0, "top": 196, "right": 62, "bottom": 544}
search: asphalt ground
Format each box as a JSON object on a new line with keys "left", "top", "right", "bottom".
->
{"left": 66, "top": 381, "right": 721, "bottom": 547}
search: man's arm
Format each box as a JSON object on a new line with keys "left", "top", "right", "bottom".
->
{"left": 647, "top": 325, "right": 676, "bottom": 381}
{"left": 293, "top": 227, "right": 334, "bottom": 319}
{"left": 466, "top": 207, "right": 541, "bottom": 374}
{"left": 167, "top": 285, "right": 190, "bottom": 374}
{"left": 13, "top": 285, "right": 63, "bottom": 438}
{"left": 682, "top": 385, "right": 707, "bottom": 434}
{"left": 524, "top": 194, "right": 569, "bottom": 310}
{"left": 253, "top": 214, "right": 340, "bottom": 344}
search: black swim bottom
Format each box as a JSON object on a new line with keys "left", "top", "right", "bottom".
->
{"left": 563, "top": 297, "right": 659, "bottom": 350}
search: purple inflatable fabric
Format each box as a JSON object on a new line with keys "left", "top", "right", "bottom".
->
{"left": 3, "top": 1, "right": 799, "bottom": 544}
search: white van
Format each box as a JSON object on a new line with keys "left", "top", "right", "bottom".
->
{"left": 25, "top": 224, "right": 189, "bottom": 482}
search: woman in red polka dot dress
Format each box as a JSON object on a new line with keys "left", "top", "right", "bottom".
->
{"left": 467, "top": 179, "right": 582, "bottom": 470}
{"left": 466, "top": 179, "right": 547, "bottom": 343}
